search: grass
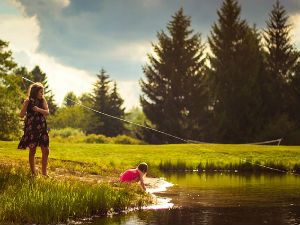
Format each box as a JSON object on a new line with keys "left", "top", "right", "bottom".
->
{"left": 0, "top": 140, "right": 299, "bottom": 223}
{"left": 0, "top": 164, "right": 151, "bottom": 224}
{"left": 0, "top": 140, "right": 299, "bottom": 173}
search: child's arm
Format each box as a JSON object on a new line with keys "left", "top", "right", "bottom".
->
{"left": 139, "top": 174, "right": 146, "bottom": 191}
{"left": 20, "top": 99, "right": 29, "bottom": 118}
{"left": 33, "top": 98, "right": 50, "bottom": 116}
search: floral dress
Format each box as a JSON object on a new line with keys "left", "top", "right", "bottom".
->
{"left": 18, "top": 99, "right": 49, "bottom": 149}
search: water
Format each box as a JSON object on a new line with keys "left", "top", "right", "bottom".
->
{"left": 85, "top": 172, "right": 300, "bottom": 225}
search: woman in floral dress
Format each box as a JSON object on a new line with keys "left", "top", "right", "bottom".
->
{"left": 18, "top": 82, "right": 50, "bottom": 176}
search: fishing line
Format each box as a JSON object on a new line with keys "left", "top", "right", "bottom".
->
{"left": 21, "top": 76, "right": 299, "bottom": 176}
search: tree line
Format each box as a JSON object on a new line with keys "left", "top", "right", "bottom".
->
{"left": 0, "top": 0, "right": 299, "bottom": 145}
{"left": 140, "top": 0, "right": 299, "bottom": 145}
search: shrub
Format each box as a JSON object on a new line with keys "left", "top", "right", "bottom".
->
{"left": 49, "top": 127, "right": 85, "bottom": 138}
{"left": 113, "top": 135, "right": 144, "bottom": 145}
{"left": 85, "top": 134, "right": 110, "bottom": 143}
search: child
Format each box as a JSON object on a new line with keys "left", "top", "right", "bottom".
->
{"left": 120, "top": 162, "right": 148, "bottom": 191}
{"left": 18, "top": 82, "right": 50, "bottom": 177}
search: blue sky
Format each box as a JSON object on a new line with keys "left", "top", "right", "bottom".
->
{"left": 0, "top": 0, "right": 299, "bottom": 109}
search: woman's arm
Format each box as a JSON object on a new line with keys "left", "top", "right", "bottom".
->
{"left": 20, "top": 99, "right": 29, "bottom": 118}
{"left": 33, "top": 98, "right": 50, "bottom": 116}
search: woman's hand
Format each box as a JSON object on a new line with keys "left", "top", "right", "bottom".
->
{"left": 32, "top": 106, "right": 40, "bottom": 112}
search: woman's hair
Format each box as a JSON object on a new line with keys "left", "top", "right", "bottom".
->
{"left": 28, "top": 82, "right": 44, "bottom": 101}
{"left": 138, "top": 162, "right": 148, "bottom": 173}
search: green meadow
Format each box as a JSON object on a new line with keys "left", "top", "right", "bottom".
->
{"left": 0, "top": 140, "right": 299, "bottom": 173}
{"left": 0, "top": 140, "right": 299, "bottom": 224}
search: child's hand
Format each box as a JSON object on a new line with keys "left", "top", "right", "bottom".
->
{"left": 32, "top": 106, "right": 39, "bottom": 112}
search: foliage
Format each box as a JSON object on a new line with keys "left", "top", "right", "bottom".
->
{"left": 47, "top": 105, "right": 88, "bottom": 131}
{"left": 0, "top": 39, "right": 22, "bottom": 140}
{"left": 140, "top": 8, "right": 210, "bottom": 144}
{"left": 262, "top": 0, "right": 300, "bottom": 145}
{"left": 63, "top": 91, "right": 77, "bottom": 107}
{"left": 207, "top": 0, "right": 266, "bottom": 143}
{"left": 49, "top": 127, "right": 85, "bottom": 138}
{"left": 88, "top": 69, "right": 126, "bottom": 136}
{"left": 85, "top": 134, "right": 110, "bottom": 143}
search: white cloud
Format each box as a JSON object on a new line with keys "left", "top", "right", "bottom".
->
{"left": 0, "top": 8, "right": 139, "bottom": 110}
{"left": 289, "top": 13, "right": 300, "bottom": 47}
{"left": 108, "top": 41, "right": 154, "bottom": 63}
{"left": 117, "top": 80, "right": 141, "bottom": 110}
{"left": 0, "top": 14, "right": 40, "bottom": 52}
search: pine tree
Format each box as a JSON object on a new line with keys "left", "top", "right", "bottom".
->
{"left": 263, "top": 0, "right": 300, "bottom": 144}
{"left": 140, "top": 8, "right": 209, "bottom": 143}
{"left": 31, "top": 66, "right": 58, "bottom": 115}
{"left": 208, "top": 0, "right": 265, "bottom": 143}
{"left": 63, "top": 91, "right": 77, "bottom": 107}
{"left": 15, "top": 66, "right": 33, "bottom": 95}
{"left": 107, "top": 82, "right": 126, "bottom": 136}
{"left": 88, "top": 69, "right": 126, "bottom": 136}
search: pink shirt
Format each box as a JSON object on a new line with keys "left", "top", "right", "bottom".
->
{"left": 119, "top": 169, "right": 139, "bottom": 182}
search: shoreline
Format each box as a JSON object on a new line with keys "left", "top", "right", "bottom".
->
{"left": 144, "top": 177, "right": 174, "bottom": 210}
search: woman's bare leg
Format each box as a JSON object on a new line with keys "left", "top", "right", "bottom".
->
{"left": 41, "top": 146, "right": 49, "bottom": 176}
{"left": 29, "top": 147, "right": 37, "bottom": 176}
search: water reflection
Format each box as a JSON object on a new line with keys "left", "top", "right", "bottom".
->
{"left": 84, "top": 173, "right": 300, "bottom": 225}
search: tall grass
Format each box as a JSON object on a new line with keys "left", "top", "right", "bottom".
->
{"left": 158, "top": 159, "right": 300, "bottom": 173}
{"left": 0, "top": 165, "right": 151, "bottom": 224}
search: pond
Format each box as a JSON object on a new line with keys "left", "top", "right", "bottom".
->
{"left": 84, "top": 172, "right": 300, "bottom": 225}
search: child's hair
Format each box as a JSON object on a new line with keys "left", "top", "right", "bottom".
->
{"left": 28, "top": 82, "right": 44, "bottom": 101}
{"left": 138, "top": 162, "right": 148, "bottom": 173}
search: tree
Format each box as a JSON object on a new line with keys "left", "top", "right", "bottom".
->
{"left": 63, "top": 91, "right": 77, "bottom": 107}
{"left": 0, "top": 39, "right": 22, "bottom": 140}
{"left": 87, "top": 69, "right": 126, "bottom": 136}
{"left": 208, "top": 0, "right": 265, "bottom": 143}
{"left": 107, "top": 82, "right": 126, "bottom": 136}
{"left": 262, "top": 0, "right": 300, "bottom": 144}
{"left": 140, "top": 8, "right": 209, "bottom": 144}
{"left": 14, "top": 66, "right": 33, "bottom": 95}
{"left": 31, "top": 66, "right": 58, "bottom": 115}
{"left": 47, "top": 106, "right": 87, "bottom": 131}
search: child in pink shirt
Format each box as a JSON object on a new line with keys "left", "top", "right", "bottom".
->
{"left": 120, "top": 162, "right": 148, "bottom": 191}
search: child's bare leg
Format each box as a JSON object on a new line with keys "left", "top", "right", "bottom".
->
{"left": 41, "top": 146, "right": 49, "bottom": 176}
{"left": 29, "top": 147, "right": 37, "bottom": 176}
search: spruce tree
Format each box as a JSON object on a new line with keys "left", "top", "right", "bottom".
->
{"left": 107, "top": 82, "right": 126, "bottom": 136}
{"left": 15, "top": 66, "right": 33, "bottom": 95}
{"left": 88, "top": 69, "right": 125, "bottom": 136}
{"left": 140, "top": 8, "right": 209, "bottom": 143}
{"left": 208, "top": 0, "right": 265, "bottom": 143}
{"left": 263, "top": 0, "right": 300, "bottom": 144}
{"left": 63, "top": 91, "right": 77, "bottom": 107}
{"left": 31, "top": 66, "right": 58, "bottom": 115}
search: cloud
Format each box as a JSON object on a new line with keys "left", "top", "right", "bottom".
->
{"left": 0, "top": 9, "right": 138, "bottom": 110}
{"left": 289, "top": 13, "right": 300, "bottom": 47}
{"left": 0, "top": 14, "right": 40, "bottom": 52}
{"left": 117, "top": 80, "right": 141, "bottom": 109}
{"left": 108, "top": 41, "right": 153, "bottom": 63}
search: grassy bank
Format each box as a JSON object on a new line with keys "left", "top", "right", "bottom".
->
{"left": 0, "top": 164, "right": 151, "bottom": 224}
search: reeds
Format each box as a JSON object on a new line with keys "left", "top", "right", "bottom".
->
{"left": 158, "top": 159, "right": 300, "bottom": 173}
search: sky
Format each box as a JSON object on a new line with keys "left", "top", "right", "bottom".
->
{"left": 0, "top": 0, "right": 299, "bottom": 110}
